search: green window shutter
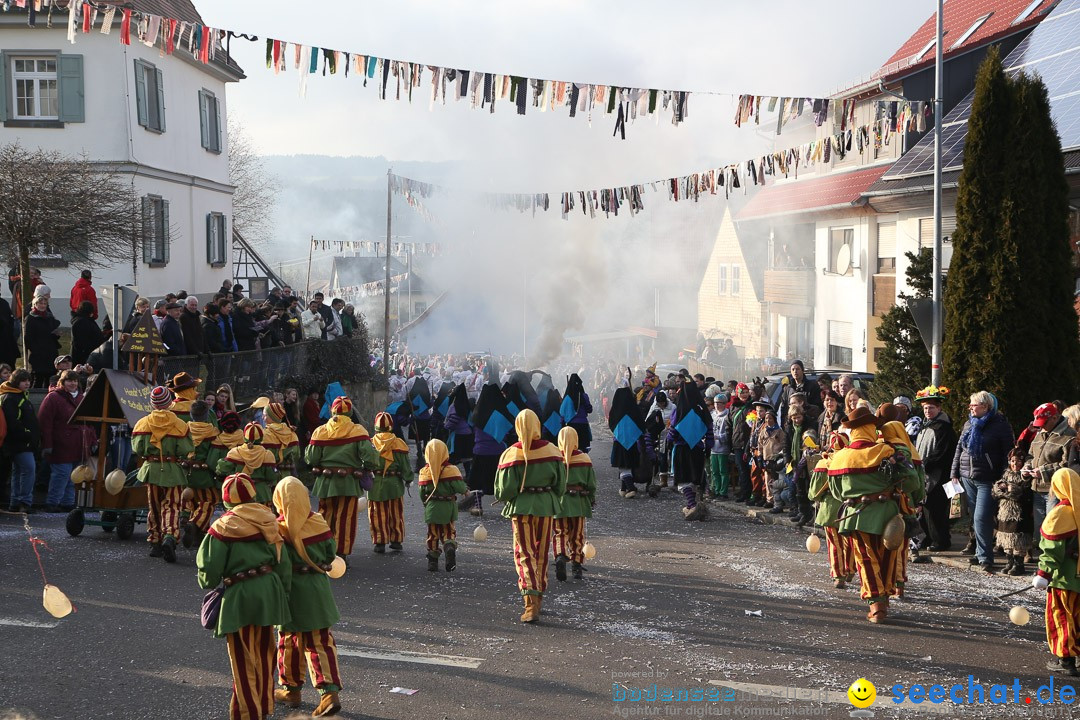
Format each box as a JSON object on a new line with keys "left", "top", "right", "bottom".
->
{"left": 141, "top": 197, "right": 152, "bottom": 263}
{"left": 206, "top": 213, "right": 213, "bottom": 263}
{"left": 198, "top": 90, "right": 209, "bottom": 149}
{"left": 162, "top": 200, "right": 170, "bottom": 265}
{"left": 134, "top": 60, "right": 148, "bottom": 128}
{"left": 58, "top": 54, "right": 84, "bottom": 123}
{"left": 214, "top": 94, "right": 222, "bottom": 152}
{"left": 154, "top": 67, "right": 165, "bottom": 132}
{"left": 0, "top": 52, "right": 9, "bottom": 122}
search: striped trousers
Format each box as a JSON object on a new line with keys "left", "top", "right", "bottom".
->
{"left": 825, "top": 527, "right": 856, "bottom": 580}
{"left": 226, "top": 624, "right": 275, "bottom": 720}
{"left": 368, "top": 498, "right": 404, "bottom": 545}
{"left": 277, "top": 628, "right": 342, "bottom": 693}
{"left": 750, "top": 464, "right": 767, "bottom": 499}
{"left": 426, "top": 522, "right": 456, "bottom": 553}
{"left": 146, "top": 485, "right": 183, "bottom": 544}
{"left": 319, "top": 496, "right": 359, "bottom": 557}
{"left": 186, "top": 488, "right": 220, "bottom": 532}
{"left": 552, "top": 516, "right": 586, "bottom": 564}
{"left": 850, "top": 531, "right": 899, "bottom": 603}
{"left": 512, "top": 515, "right": 553, "bottom": 596}
{"left": 1046, "top": 588, "right": 1080, "bottom": 658}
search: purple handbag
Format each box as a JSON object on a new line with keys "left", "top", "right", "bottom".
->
{"left": 358, "top": 470, "right": 374, "bottom": 492}
{"left": 201, "top": 586, "right": 224, "bottom": 630}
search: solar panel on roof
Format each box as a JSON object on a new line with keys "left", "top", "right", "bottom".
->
{"left": 883, "top": 0, "right": 1080, "bottom": 179}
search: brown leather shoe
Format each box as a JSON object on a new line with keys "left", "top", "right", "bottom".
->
{"left": 274, "top": 688, "right": 301, "bottom": 708}
{"left": 312, "top": 691, "right": 341, "bottom": 717}
{"left": 519, "top": 595, "right": 540, "bottom": 623}
{"left": 867, "top": 601, "right": 888, "bottom": 623}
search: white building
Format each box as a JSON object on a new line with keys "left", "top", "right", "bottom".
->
{"left": 0, "top": 0, "right": 244, "bottom": 317}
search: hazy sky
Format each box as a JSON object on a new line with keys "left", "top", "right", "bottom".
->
{"left": 202, "top": 1, "right": 930, "bottom": 189}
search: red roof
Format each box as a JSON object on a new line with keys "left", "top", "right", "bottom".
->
{"left": 735, "top": 165, "right": 891, "bottom": 222}
{"left": 874, "top": 0, "right": 1054, "bottom": 81}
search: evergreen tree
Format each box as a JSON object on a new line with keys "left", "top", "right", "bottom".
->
{"left": 944, "top": 49, "right": 1078, "bottom": 427}
{"left": 870, "top": 250, "right": 934, "bottom": 405}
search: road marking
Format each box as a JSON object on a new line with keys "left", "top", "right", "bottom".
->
{"left": 337, "top": 645, "right": 483, "bottom": 669}
{"left": 709, "top": 680, "right": 950, "bottom": 715}
{"left": 0, "top": 617, "right": 59, "bottom": 629}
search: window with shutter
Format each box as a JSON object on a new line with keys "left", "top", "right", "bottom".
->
{"left": 731, "top": 265, "right": 741, "bottom": 295}
{"left": 57, "top": 54, "right": 84, "bottom": 123}
{"left": 919, "top": 217, "right": 957, "bottom": 249}
{"left": 827, "top": 320, "right": 853, "bottom": 369}
{"left": 877, "top": 222, "right": 897, "bottom": 272}
{"left": 135, "top": 60, "right": 164, "bottom": 132}
{"left": 207, "top": 212, "right": 227, "bottom": 266}
{"left": 142, "top": 196, "right": 169, "bottom": 266}
{"left": 199, "top": 89, "right": 221, "bottom": 152}
{"left": 717, "top": 265, "right": 728, "bottom": 295}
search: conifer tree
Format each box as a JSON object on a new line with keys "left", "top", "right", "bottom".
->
{"left": 944, "top": 48, "right": 1078, "bottom": 426}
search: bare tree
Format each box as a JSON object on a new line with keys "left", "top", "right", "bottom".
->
{"left": 229, "top": 118, "right": 280, "bottom": 245}
{"left": 0, "top": 142, "right": 140, "bottom": 326}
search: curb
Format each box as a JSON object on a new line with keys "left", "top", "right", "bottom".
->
{"left": 712, "top": 500, "right": 1028, "bottom": 584}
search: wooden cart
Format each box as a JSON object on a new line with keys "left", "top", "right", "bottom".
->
{"left": 66, "top": 369, "right": 152, "bottom": 540}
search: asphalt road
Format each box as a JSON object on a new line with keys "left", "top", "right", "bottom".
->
{"left": 0, "top": 430, "right": 1068, "bottom": 720}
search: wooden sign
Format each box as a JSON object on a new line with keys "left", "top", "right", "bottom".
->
{"left": 121, "top": 309, "right": 167, "bottom": 355}
{"left": 73, "top": 369, "right": 152, "bottom": 427}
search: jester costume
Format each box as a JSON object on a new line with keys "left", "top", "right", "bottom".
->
{"left": 197, "top": 473, "right": 291, "bottom": 720}
{"left": 168, "top": 372, "right": 202, "bottom": 423}
{"left": 1036, "top": 469, "right": 1080, "bottom": 676}
{"left": 368, "top": 412, "right": 414, "bottom": 553}
{"left": 272, "top": 477, "right": 343, "bottom": 717}
{"left": 132, "top": 386, "right": 194, "bottom": 563}
{"left": 182, "top": 404, "right": 224, "bottom": 547}
{"left": 304, "top": 396, "right": 380, "bottom": 558}
{"left": 419, "top": 439, "right": 468, "bottom": 572}
{"left": 495, "top": 410, "right": 567, "bottom": 623}
{"left": 217, "top": 423, "right": 279, "bottom": 506}
{"left": 553, "top": 426, "right": 596, "bottom": 581}
{"left": 879, "top": 418, "right": 927, "bottom": 599}
{"left": 808, "top": 432, "right": 856, "bottom": 587}
{"left": 262, "top": 402, "right": 301, "bottom": 475}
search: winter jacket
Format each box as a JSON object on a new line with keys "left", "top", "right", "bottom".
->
{"left": 301, "top": 310, "right": 324, "bottom": 340}
{"left": 217, "top": 314, "right": 238, "bottom": 352}
{"left": 233, "top": 310, "right": 257, "bottom": 351}
{"left": 0, "top": 382, "right": 40, "bottom": 454}
{"left": 915, "top": 412, "right": 957, "bottom": 493}
{"left": 38, "top": 387, "right": 95, "bottom": 463}
{"left": 201, "top": 315, "right": 225, "bottom": 353}
{"left": 727, "top": 401, "right": 752, "bottom": 450}
{"left": 950, "top": 411, "right": 1014, "bottom": 484}
{"left": 1023, "top": 417, "right": 1075, "bottom": 494}
{"left": 160, "top": 316, "right": 187, "bottom": 356}
{"left": 70, "top": 313, "right": 102, "bottom": 366}
{"left": 992, "top": 469, "right": 1033, "bottom": 538}
{"left": 0, "top": 297, "right": 16, "bottom": 369}
{"left": 179, "top": 308, "right": 206, "bottom": 354}
{"left": 68, "top": 277, "right": 98, "bottom": 319}
{"left": 711, "top": 408, "right": 731, "bottom": 454}
{"left": 23, "top": 309, "right": 60, "bottom": 373}
{"left": 779, "top": 375, "right": 820, "bottom": 425}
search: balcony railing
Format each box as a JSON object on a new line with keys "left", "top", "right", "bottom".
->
{"left": 764, "top": 267, "right": 815, "bottom": 306}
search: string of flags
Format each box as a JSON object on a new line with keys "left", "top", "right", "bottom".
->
{"left": 390, "top": 104, "right": 921, "bottom": 221}
{"left": 20, "top": 0, "right": 851, "bottom": 140}
{"left": 334, "top": 273, "right": 409, "bottom": 302}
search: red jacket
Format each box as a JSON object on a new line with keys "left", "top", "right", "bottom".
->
{"left": 69, "top": 277, "right": 98, "bottom": 319}
{"left": 37, "top": 387, "right": 95, "bottom": 463}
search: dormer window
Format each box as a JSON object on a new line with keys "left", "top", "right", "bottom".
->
{"left": 952, "top": 13, "right": 992, "bottom": 49}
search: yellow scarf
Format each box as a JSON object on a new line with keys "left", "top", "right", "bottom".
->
{"left": 134, "top": 409, "right": 189, "bottom": 450}
{"left": 497, "top": 410, "right": 562, "bottom": 492}
{"left": 419, "top": 440, "right": 462, "bottom": 502}
{"left": 827, "top": 425, "right": 895, "bottom": 476}
{"left": 879, "top": 421, "right": 921, "bottom": 462}
{"left": 0, "top": 381, "right": 23, "bottom": 396}
{"left": 310, "top": 416, "right": 369, "bottom": 443}
{"left": 372, "top": 431, "right": 410, "bottom": 473}
{"left": 273, "top": 477, "right": 333, "bottom": 572}
{"left": 263, "top": 423, "right": 299, "bottom": 452}
{"left": 226, "top": 443, "right": 274, "bottom": 474}
{"left": 214, "top": 429, "right": 245, "bottom": 450}
{"left": 1043, "top": 469, "right": 1080, "bottom": 573}
{"left": 210, "top": 502, "right": 283, "bottom": 561}
{"left": 187, "top": 421, "right": 219, "bottom": 447}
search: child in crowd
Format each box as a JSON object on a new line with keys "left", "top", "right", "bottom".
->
{"left": 709, "top": 391, "right": 731, "bottom": 500}
{"left": 418, "top": 439, "right": 468, "bottom": 572}
{"left": 994, "top": 449, "right": 1033, "bottom": 576}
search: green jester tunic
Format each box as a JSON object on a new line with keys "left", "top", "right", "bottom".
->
{"left": 556, "top": 452, "right": 596, "bottom": 519}
{"left": 304, "top": 417, "right": 380, "bottom": 499}
{"left": 419, "top": 464, "right": 469, "bottom": 525}
{"left": 494, "top": 440, "right": 567, "bottom": 518}
{"left": 131, "top": 410, "right": 195, "bottom": 488}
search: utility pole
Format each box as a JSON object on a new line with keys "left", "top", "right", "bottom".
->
{"left": 304, "top": 235, "right": 314, "bottom": 298}
{"left": 931, "top": 0, "right": 944, "bottom": 386}
{"left": 384, "top": 170, "right": 392, "bottom": 375}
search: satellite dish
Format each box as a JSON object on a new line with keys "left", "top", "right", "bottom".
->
{"left": 835, "top": 244, "right": 852, "bottom": 275}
